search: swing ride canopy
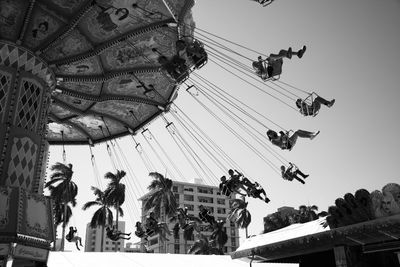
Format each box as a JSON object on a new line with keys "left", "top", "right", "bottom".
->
{"left": 1, "top": 0, "right": 198, "bottom": 145}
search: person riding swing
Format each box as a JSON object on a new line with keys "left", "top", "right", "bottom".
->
{"left": 266, "top": 129, "right": 319, "bottom": 151}
{"left": 281, "top": 163, "right": 309, "bottom": 184}
{"left": 252, "top": 46, "right": 306, "bottom": 81}
{"left": 66, "top": 226, "right": 83, "bottom": 250}
{"left": 106, "top": 225, "right": 131, "bottom": 241}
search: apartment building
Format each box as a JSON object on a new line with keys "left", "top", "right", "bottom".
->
{"left": 139, "top": 179, "right": 240, "bottom": 254}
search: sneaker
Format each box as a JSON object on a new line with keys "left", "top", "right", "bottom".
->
{"left": 265, "top": 198, "right": 270, "bottom": 203}
{"left": 310, "top": 130, "right": 320, "bottom": 140}
{"left": 298, "top": 45, "right": 307, "bottom": 59}
{"left": 328, "top": 99, "right": 335, "bottom": 107}
{"left": 303, "top": 174, "right": 309, "bottom": 179}
{"left": 287, "top": 47, "right": 293, "bottom": 59}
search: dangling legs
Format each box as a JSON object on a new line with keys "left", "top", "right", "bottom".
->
{"left": 292, "top": 130, "right": 320, "bottom": 140}
{"left": 269, "top": 48, "right": 292, "bottom": 60}
{"left": 294, "top": 169, "right": 309, "bottom": 179}
{"left": 294, "top": 177, "right": 306, "bottom": 184}
{"left": 314, "top": 96, "right": 335, "bottom": 107}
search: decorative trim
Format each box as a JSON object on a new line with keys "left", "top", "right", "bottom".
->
{"left": 36, "top": 0, "right": 95, "bottom": 53}
{"left": 0, "top": 69, "right": 19, "bottom": 179}
{"left": 56, "top": 66, "right": 161, "bottom": 82}
{"left": 17, "top": 0, "right": 36, "bottom": 44}
{"left": 0, "top": 41, "right": 56, "bottom": 90}
{"left": 48, "top": 113, "right": 93, "bottom": 140}
{"left": 49, "top": 18, "right": 175, "bottom": 66}
{"left": 56, "top": 86, "right": 163, "bottom": 106}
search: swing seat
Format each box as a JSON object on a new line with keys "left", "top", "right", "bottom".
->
{"left": 299, "top": 92, "right": 319, "bottom": 117}
{"left": 220, "top": 184, "right": 232, "bottom": 196}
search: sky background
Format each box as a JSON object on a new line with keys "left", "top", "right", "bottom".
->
{"left": 47, "top": 0, "right": 400, "bottom": 251}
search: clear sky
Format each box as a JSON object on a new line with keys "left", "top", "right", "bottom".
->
{"left": 48, "top": 0, "right": 400, "bottom": 251}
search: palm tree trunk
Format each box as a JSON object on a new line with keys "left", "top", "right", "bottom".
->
{"left": 114, "top": 204, "right": 119, "bottom": 252}
{"left": 184, "top": 238, "right": 187, "bottom": 254}
{"left": 160, "top": 197, "right": 165, "bottom": 253}
{"left": 61, "top": 202, "right": 68, "bottom": 251}
{"left": 101, "top": 224, "right": 105, "bottom": 252}
{"left": 245, "top": 227, "right": 248, "bottom": 238}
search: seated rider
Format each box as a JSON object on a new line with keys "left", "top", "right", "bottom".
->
{"left": 145, "top": 212, "right": 158, "bottom": 236}
{"left": 66, "top": 226, "right": 83, "bottom": 250}
{"left": 281, "top": 163, "right": 309, "bottom": 184}
{"left": 106, "top": 225, "right": 131, "bottom": 241}
{"left": 134, "top": 221, "right": 148, "bottom": 241}
{"left": 253, "top": 46, "right": 306, "bottom": 80}
{"left": 198, "top": 205, "right": 216, "bottom": 225}
{"left": 226, "top": 169, "right": 248, "bottom": 196}
{"left": 248, "top": 182, "right": 270, "bottom": 203}
{"left": 296, "top": 95, "right": 335, "bottom": 116}
{"left": 266, "top": 129, "right": 320, "bottom": 151}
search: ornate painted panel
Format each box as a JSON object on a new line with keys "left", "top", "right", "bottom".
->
{"left": 20, "top": 190, "right": 54, "bottom": 241}
{"left": 6, "top": 137, "right": 38, "bottom": 190}
{"left": 13, "top": 78, "right": 43, "bottom": 133}
{"left": 0, "top": 0, "right": 29, "bottom": 41}
{"left": 43, "top": 29, "right": 93, "bottom": 62}
{"left": 55, "top": 57, "right": 103, "bottom": 76}
{"left": 23, "top": 4, "right": 66, "bottom": 50}
{"left": 100, "top": 29, "right": 177, "bottom": 70}
{"left": 46, "top": 122, "right": 88, "bottom": 142}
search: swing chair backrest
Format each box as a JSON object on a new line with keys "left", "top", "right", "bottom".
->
{"left": 265, "top": 60, "right": 282, "bottom": 81}
{"left": 300, "top": 92, "right": 319, "bottom": 117}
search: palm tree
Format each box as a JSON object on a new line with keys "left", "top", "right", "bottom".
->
{"left": 45, "top": 163, "right": 78, "bottom": 251}
{"left": 144, "top": 172, "right": 177, "bottom": 252}
{"left": 144, "top": 172, "right": 177, "bottom": 218}
{"left": 104, "top": 170, "right": 126, "bottom": 252}
{"left": 82, "top": 186, "right": 114, "bottom": 252}
{"left": 210, "top": 220, "right": 228, "bottom": 254}
{"left": 297, "top": 205, "right": 319, "bottom": 223}
{"left": 188, "top": 234, "right": 221, "bottom": 255}
{"left": 228, "top": 198, "right": 251, "bottom": 237}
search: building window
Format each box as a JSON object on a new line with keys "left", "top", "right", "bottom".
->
{"left": 184, "top": 194, "right": 194, "bottom": 201}
{"left": 230, "top": 222, "right": 235, "bottom": 227}
{"left": 184, "top": 187, "right": 194, "bottom": 192}
{"left": 105, "top": 248, "right": 109, "bottom": 251}
{"left": 217, "top": 198, "right": 225, "bottom": 205}
{"left": 231, "top": 239, "right": 236, "bottom": 246}
{"left": 174, "top": 194, "right": 180, "bottom": 201}
{"left": 173, "top": 186, "right": 178, "bottom": 192}
{"left": 224, "top": 247, "right": 228, "bottom": 253}
{"left": 231, "top": 229, "right": 236, "bottom": 236}
{"left": 175, "top": 238, "right": 180, "bottom": 243}
{"left": 92, "top": 230, "right": 96, "bottom": 234}
{"left": 184, "top": 204, "right": 194, "bottom": 211}
{"left": 198, "top": 196, "right": 213, "bottom": 203}
{"left": 198, "top": 187, "right": 213, "bottom": 194}
{"left": 174, "top": 244, "right": 180, "bottom": 254}
{"left": 217, "top": 208, "right": 226, "bottom": 214}
{"left": 117, "top": 242, "right": 120, "bottom": 245}
{"left": 106, "top": 241, "right": 109, "bottom": 245}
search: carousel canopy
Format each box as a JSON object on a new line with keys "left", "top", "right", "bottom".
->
{"left": 1, "top": 0, "right": 198, "bottom": 145}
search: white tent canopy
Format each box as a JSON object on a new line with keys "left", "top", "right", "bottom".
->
{"left": 236, "top": 217, "right": 330, "bottom": 253}
{"left": 47, "top": 252, "right": 298, "bottom": 267}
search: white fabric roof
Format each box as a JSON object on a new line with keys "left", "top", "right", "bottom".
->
{"left": 236, "top": 217, "right": 330, "bottom": 252}
{"left": 47, "top": 252, "right": 297, "bottom": 267}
